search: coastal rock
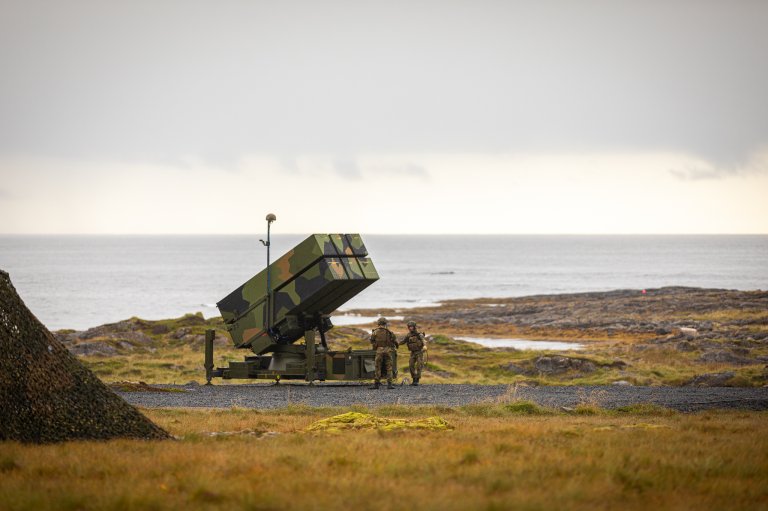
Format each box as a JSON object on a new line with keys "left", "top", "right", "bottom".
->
{"left": 676, "top": 341, "right": 696, "bottom": 352}
{"left": 214, "top": 334, "right": 230, "bottom": 347}
{"left": 52, "top": 331, "right": 79, "bottom": 344}
{"left": 188, "top": 334, "right": 206, "bottom": 347}
{"left": 177, "top": 313, "right": 207, "bottom": 326}
{"left": 169, "top": 331, "right": 227, "bottom": 349}
{"left": 114, "top": 331, "right": 153, "bottom": 345}
{"left": 534, "top": 356, "right": 596, "bottom": 375}
{"left": 67, "top": 341, "right": 118, "bottom": 356}
{"left": 410, "top": 288, "right": 768, "bottom": 347}
{"left": 699, "top": 351, "right": 757, "bottom": 365}
{"left": 152, "top": 324, "right": 170, "bottom": 334}
{"left": 80, "top": 321, "right": 153, "bottom": 345}
{"left": 684, "top": 371, "right": 736, "bottom": 387}
{"left": 500, "top": 362, "right": 531, "bottom": 376}
{"left": 172, "top": 327, "right": 192, "bottom": 339}
{"left": 56, "top": 321, "right": 154, "bottom": 347}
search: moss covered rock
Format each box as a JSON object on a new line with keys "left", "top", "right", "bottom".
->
{"left": 306, "top": 412, "right": 452, "bottom": 433}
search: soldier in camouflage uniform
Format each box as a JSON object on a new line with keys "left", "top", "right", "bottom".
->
{"left": 400, "top": 321, "right": 426, "bottom": 386}
{"left": 369, "top": 317, "right": 398, "bottom": 389}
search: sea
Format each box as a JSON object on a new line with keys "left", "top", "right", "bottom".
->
{"left": 1, "top": 235, "right": 766, "bottom": 331}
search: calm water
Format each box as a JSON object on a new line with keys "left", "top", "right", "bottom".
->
{"left": 455, "top": 337, "right": 584, "bottom": 350}
{"left": 1, "top": 235, "right": 766, "bottom": 330}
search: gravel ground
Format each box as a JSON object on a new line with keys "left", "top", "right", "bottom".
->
{"left": 117, "top": 384, "right": 768, "bottom": 412}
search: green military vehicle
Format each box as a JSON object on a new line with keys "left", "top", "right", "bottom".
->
{"left": 204, "top": 233, "right": 397, "bottom": 383}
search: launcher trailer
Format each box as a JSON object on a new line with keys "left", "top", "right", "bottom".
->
{"left": 204, "top": 233, "right": 396, "bottom": 383}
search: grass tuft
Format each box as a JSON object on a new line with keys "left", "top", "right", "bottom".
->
{"left": 571, "top": 403, "right": 602, "bottom": 415}
{"left": 0, "top": 458, "right": 20, "bottom": 473}
{"left": 502, "top": 400, "right": 552, "bottom": 415}
{"left": 615, "top": 403, "right": 677, "bottom": 416}
{"left": 459, "top": 449, "right": 480, "bottom": 465}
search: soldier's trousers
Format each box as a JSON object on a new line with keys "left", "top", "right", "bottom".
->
{"left": 374, "top": 349, "right": 393, "bottom": 383}
{"left": 409, "top": 351, "right": 424, "bottom": 380}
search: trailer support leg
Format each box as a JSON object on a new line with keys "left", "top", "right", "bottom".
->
{"left": 204, "top": 329, "right": 215, "bottom": 385}
{"left": 305, "top": 328, "right": 316, "bottom": 383}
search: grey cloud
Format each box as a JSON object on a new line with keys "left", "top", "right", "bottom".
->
{"left": 333, "top": 159, "right": 363, "bottom": 180}
{"left": 269, "top": 154, "right": 429, "bottom": 181}
{"left": 278, "top": 156, "right": 300, "bottom": 175}
{"left": 369, "top": 163, "right": 430, "bottom": 181}
{"left": 0, "top": 189, "right": 12, "bottom": 200}
{"left": 669, "top": 167, "right": 729, "bottom": 181}
{"left": 396, "top": 164, "right": 429, "bottom": 180}
{"left": 0, "top": 0, "right": 766, "bottom": 169}
{"left": 669, "top": 150, "right": 768, "bottom": 181}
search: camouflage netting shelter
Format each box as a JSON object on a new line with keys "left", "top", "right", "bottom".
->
{"left": 0, "top": 269, "right": 169, "bottom": 443}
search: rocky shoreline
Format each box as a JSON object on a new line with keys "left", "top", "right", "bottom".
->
{"left": 356, "top": 287, "right": 768, "bottom": 340}
{"left": 54, "top": 286, "right": 768, "bottom": 388}
{"left": 351, "top": 287, "right": 768, "bottom": 387}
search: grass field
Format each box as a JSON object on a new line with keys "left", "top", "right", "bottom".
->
{"left": 1, "top": 404, "right": 767, "bottom": 511}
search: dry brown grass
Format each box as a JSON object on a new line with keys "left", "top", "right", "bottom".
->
{"left": 1, "top": 407, "right": 767, "bottom": 511}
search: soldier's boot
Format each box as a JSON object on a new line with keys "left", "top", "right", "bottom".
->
{"left": 411, "top": 377, "right": 419, "bottom": 386}
{"left": 386, "top": 381, "right": 395, "bottom": 389}
{"left": 369, "top": 381, "right": 380, "bottom": 389}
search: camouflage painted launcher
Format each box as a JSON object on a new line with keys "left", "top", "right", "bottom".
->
{"left": 217, "top": 234, "right": 378, "bottom": 355}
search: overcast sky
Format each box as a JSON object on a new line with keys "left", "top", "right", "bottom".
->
{"left": 1, "top": 0, "right": 766, "bottom": 234}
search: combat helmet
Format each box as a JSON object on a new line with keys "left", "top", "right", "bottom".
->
{"left": 407, "top": 321, "right": 417, "bottom": 328}
{"left": 377, "top": 317, "right": 388, "bottom": 326}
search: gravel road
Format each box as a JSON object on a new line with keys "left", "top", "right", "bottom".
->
{"left": 118, "top": 384, "right": 768, "bottom": 412}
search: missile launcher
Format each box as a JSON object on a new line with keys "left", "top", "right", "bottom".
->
{"left": 204, "top": 234, "right": 396, "bottom": 383}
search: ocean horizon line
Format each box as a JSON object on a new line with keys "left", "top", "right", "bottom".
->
{"left": 2, "top": 234, "right": 765, "bottom": 330}
{"left": 2, "top": 233, "right": 767, "bottom": 237}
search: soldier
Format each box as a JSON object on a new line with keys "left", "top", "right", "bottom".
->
{"left": 400, "top": 321, "right": 426, "bottom": 386}
{"left": 369, "top": 317, "right": 398, "bottom": 389}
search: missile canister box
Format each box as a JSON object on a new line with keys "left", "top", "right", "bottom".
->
{"left": 216, "top": 233, "right": 379, "bottom": 355}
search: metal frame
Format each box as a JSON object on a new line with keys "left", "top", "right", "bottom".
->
{"left": 204, "top": 321, "right": 397, "bottom": 384}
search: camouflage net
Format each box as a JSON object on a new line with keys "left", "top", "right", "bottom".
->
{"left": 306, "top": 412, "right": 453, "bottom": 433}
{"left": 0, "top": 269, "right": 170, "bottom": 443}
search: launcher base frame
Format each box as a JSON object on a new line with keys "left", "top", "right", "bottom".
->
{"left": 204, "top": 328, "right": 397, "bottom": 383}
